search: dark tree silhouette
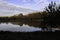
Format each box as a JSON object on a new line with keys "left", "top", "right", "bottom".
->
{"left": 44, "top": 1, "right": 60, "bottom": 27}
{"left": 45, "top": 1, "right": 60, "bottom": 27}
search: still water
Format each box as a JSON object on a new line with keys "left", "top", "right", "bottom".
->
{"left": 0, "top": 22, "right": 60, "bottom": 32}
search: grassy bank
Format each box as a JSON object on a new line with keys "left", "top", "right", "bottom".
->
{"left": 0, "top": 31, "right": 59, "bottom": 40}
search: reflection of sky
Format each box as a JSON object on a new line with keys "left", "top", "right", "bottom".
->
{"left": 0, "top": 23, "right": 60, "bottom": 32}
{"left": 3, "top": 0, "right": 60, "bottom": 11}
{"left": 0, "top": 23, "right": 41, "bottom": 32}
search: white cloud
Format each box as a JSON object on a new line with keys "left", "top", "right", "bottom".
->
{"left": 2, "top": 0, "right": 50, "bottom": 11}
{"left": 20, "top": 0, "right": 49, "bottom": 11}
{"left": 3, "top": 0, "right": 60, "bottom": 11}
{"left": 0, "top": 0, "right": 36, "bottom": 16}
{"left": 0, "top": 0, "right": 60, "bottom": 16}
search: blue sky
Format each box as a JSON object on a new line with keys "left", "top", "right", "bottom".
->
{"left": 3, "top": 0, "right": 60, "bottom": 11}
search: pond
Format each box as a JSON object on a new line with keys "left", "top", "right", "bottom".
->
{"left": 0, "top": 22, "right": 60, "bottom": 32}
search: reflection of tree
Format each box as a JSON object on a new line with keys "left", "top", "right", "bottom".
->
{"left": 0, "top": 21, "right": 46, "bottom": 27}
{"left": 11, "top": 22, "right": 23, "bottom": 26}
{"left": 11, "top": 22, "right": 42, "bottom": 27}
{"left": 41, "top": 27, "right": 52, "bottom": 32}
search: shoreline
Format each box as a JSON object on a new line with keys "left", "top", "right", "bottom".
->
{"left": 0, "top": 31, "right": 59, "bottom": 40}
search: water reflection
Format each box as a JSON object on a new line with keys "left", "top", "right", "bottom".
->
{"left": 0, "top": 22, "right": 41, "bottom": 32}
{"left": 0, "top": 22, "right": 60, "bottom": 32}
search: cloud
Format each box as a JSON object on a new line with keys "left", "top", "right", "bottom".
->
{"left": 31, "top": 0, "right": 60, "bottom": 10}
{"left": 18, "top": 0, "right": 50, "bottom": 10}
{"left": 0, "top": 0, "right": 36, "bottom": 16}
{"left": 0, "top": 0, "right": 60, "bottom": 16}
{"left": 3, "top": 0, "right": 60, "bottom": 10}
{"left": 3, "top": 0, "right": 50, "bottom": 10}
